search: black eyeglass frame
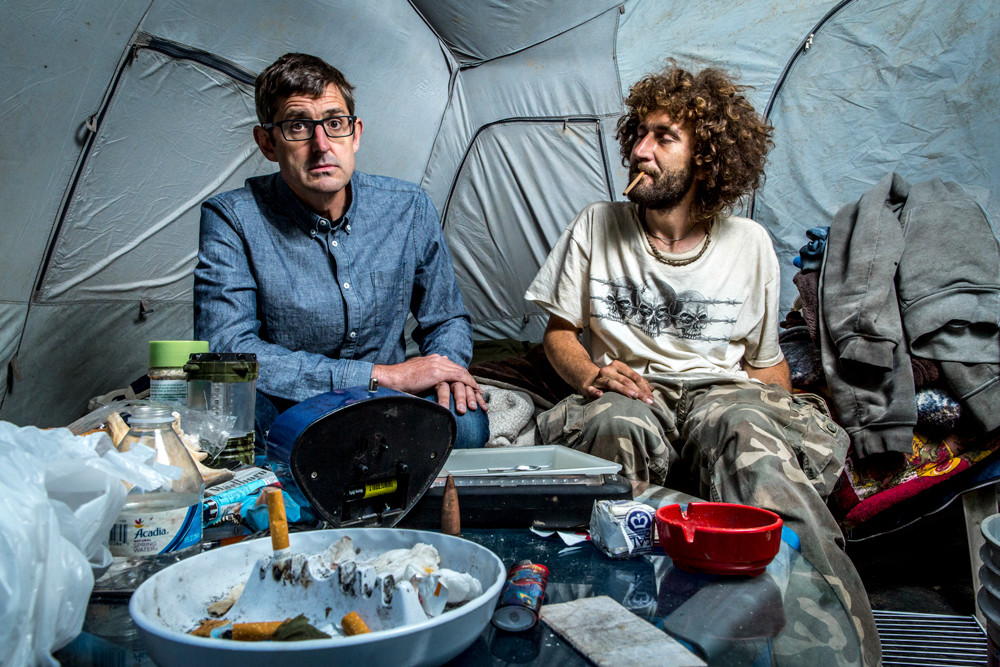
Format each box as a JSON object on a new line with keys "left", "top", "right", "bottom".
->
{"left": 261, "top": 115, "right": 358, "bottom": 141}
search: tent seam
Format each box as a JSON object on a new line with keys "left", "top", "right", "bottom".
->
{"left": 448, "top": 3, "right": 623, "bottom": 70}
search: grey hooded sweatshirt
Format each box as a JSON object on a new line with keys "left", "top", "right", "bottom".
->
{"left": 819, "top": 173, "right": 1000, "bottom": 458}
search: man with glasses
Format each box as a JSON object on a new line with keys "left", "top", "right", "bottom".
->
{"left": 194, "top": 53, "right": 488, "bottom": 450}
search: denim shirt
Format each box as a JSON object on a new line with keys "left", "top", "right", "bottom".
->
{"left": 193, "top": 171, "right": 473, "bottom": 403}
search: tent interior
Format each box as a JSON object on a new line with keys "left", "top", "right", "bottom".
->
{"left": 4, "top": 0, "right": 997, "bottom": 429}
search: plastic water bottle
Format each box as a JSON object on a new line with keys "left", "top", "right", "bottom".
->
{"left": 106, "top": 405, "right": 204, "bottom": 586}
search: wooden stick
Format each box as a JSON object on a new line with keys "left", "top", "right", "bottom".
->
{"left": 262, "top": 487, "right": 290, "bottom": 565}
{"left": 107, "top": 411, "right": 129, "bottom": 448}
{"left": 441, "top": 474, "right": 461, "bottom": 536}
{"left": 622, "top": 172, "right": 644, "bottom": 197}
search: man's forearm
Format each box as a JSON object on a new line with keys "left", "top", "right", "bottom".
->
{"left": 543, "top": 326, "right": 599, "bottom": 393}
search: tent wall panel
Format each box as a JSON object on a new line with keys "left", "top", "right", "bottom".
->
{"left": 0, "top": 304, "right": 30, "bottom": 408}
{"left": 0, "top": 0, "right": 148, "bottom": 302}
{"left": 421, "top": 8, "right": 623, "bottom": 212}
{"left": 410, "top": 0, "right": 621, "bottom": 66}
{"left": 0, "top": 302, "right": 194, "bottom": 427}
{"left": 756, "top": 0, "right": 1000, "bottom": 312}
{"left": 37, "top": 49, "right": 267, "bottom": 302}
{"left": 616, "top": 0, "right": 840, "bottom": 113}
{"left": 445, "top": 120, "right": 612, "bottom": 341}
{"left": 141, "top": 0, "right": 450, "bottom": 185}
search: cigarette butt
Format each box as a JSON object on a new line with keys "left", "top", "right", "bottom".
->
{"left": 190, "top": 618, "right": 230, "bottom": 637}
{"left": 441, "top": 474, "right": 461, "bottom": 536}
{"left": 262, "top": 487, "right": 290, "bottom": 560}
{"left": 622, "top": 172, "right": 644, "bottom": 197}
{"left": 341, "top": 611, "right": 371, "bottom": 636}
{"left": 232, "top": 620, "right": 286, "bottom": 641}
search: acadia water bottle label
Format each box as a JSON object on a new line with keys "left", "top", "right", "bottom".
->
{"left": 109, "top": 505, "right": 202, "bottom": 556}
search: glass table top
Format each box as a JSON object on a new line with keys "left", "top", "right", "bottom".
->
{"left": 56, "top": 527, "right": 862, "bottom": 667}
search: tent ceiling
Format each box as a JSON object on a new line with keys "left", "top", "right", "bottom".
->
{"left": 410, "top": 0, "right": 622, "bottom": 66}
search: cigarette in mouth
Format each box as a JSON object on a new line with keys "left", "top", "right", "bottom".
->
{"left": 623, "top": 172, "right": 644, "bottom": 197}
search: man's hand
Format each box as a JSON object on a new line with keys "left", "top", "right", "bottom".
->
{"left": 373, "top": 355, "right": 486, "bottom": 413}
{"left": 582, "top": 360, "right": 654, "bottom": 404}
{"left": 543, "top": 315, "right": 653, "bottom": 404}
{"left": 743, "top": 358, "right": 792, "bottom": 392}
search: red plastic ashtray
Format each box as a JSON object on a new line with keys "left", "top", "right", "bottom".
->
{"left": 655, "top": 502, "right": 783, "bottom": 577}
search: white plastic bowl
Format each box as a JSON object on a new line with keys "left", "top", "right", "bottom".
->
{"left": 129, "top": 528, "right": 506, "bottom": 667}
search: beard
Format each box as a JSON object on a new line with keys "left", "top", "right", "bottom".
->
{"left": 627, "top": 160, "right": 696, "bottom": 210}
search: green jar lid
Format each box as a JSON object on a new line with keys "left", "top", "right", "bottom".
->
{"left": 184, "top": 352, "right": 259, "bottom": 382}
{"left": 149, "top": 340, "right": 210, "bottom": 368}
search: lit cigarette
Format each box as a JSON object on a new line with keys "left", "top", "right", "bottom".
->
{"left": 622, "top": 172, "right": 644, "bottom": 197}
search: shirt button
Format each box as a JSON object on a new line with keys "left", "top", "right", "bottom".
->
{"left": 309, "top": 229, "right": 317, "bottom": 238}
{"left": 343, "top": 282, "right": 350, "bottom": 289}
{"left": 346, "top": 224, "right": 352, "bottom": 232}
{"left": 349, "top": 331, "right": 357, "bottom": 339}
{"left": 331, "top": 240, "right": 338, "bottom": 247}
{"left": 319, "top": 219, "right": 328, "bottom": 229}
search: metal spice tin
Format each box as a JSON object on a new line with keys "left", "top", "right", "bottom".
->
{"left": 491, "top": 561, "right": 549, "bottom": 632}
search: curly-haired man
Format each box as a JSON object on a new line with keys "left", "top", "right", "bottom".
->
{"left": 526, "top": 63, "right": 880, "bottom": 666}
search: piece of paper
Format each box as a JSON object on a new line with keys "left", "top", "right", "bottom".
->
{"left": 541, "top": 596, "right": 705, "bottom": 667}
{"left": 529, "top": 527, "right": 590, "bottom": 546}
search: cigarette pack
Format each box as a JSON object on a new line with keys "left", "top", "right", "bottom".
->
{"left": 590, "top": 500, "right": 655, "bottom": 559}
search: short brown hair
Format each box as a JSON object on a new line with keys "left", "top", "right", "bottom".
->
{"left": 616, "top": 61, "right": 773, "bottom": 223}
{"left": 254, "top": 53, "right": 356, "bottom": 125}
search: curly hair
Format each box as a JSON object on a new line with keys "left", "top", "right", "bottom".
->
{"left": 616, "top": 62, "right": 773, "bottom": 223}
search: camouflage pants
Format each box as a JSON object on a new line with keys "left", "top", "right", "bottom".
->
{"left": 537, "top": 373, "right": 881, "bottom": 667}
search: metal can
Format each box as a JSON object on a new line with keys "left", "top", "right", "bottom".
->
{"left": 492, "top": 561, "right": 549, "bottom": 632}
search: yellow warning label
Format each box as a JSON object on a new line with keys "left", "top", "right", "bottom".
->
{"left": 364, "top": 479, "right": 398, "bottom": 498}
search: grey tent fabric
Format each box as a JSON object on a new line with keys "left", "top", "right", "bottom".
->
{"left": 445, "top": 120, "right": 613, "bottom": 341}
{"left": 410, "top": 0, "right": 621, "bottom": 66}
{"left": 0, "top": 0, "right": 145, "bottom": 305}
{"left": 756, "top": 0, "right": 1000, "bottom": 312}
{"left": 1, "top": 0, "right": 998, "bottom": 429}
{"left": 38, "top": 49, "right": 266, "bottom": 302}
{"left": 617, "top": 0, "right": 844, "bottom": 114}
{"left": 420, "top": 7, "right": 623, "bottom": 212}
{"left": 141, "top": 0, "right": 452, "bottom": 185}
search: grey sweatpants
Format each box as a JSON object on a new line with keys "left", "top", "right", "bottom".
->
{"left": 537, "top": 373, "right": 881, "bottom": 667}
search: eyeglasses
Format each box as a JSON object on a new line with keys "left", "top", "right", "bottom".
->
{"left": 262, "top": 116, "right": 357, "bottom": 141}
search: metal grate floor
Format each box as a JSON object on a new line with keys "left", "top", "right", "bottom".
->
{"left": 874, "top": 610, "right": 988, "bottom": 666}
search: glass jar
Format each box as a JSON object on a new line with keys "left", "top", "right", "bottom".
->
{"left": 147, "top": 340, "right": 209, "bottom": 405}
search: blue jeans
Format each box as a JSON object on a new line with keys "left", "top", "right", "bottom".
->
{"left": 254, "top": 389, "right": 489, "bottom": 463}
{"left": 420, "top": 392, "right": 490, "bottom": 449}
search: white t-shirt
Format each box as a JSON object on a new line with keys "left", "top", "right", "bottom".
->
{"left": 525, "top": 202, "right": 783, "bottom": 378}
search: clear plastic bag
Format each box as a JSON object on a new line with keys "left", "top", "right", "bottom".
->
{"left": 68, "top": 399, "right": 237, "bottom": 457}
{"left": 0, "top": 422, "right": 175, "bottom": 667}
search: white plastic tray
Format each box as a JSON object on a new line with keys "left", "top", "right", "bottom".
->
{"left": 130, "top": 529, "right": 506, "bottom": 667}
{"left": 442, "top": 445, "right": 621, "bottom": 476}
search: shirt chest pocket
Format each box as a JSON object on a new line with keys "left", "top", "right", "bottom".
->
{"left": 370, "top": 264, "right": 407, "bottom": 328}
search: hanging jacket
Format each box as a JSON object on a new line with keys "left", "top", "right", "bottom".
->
{"left": 819, "top": 173, "right": 1000, "bottom": 458}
